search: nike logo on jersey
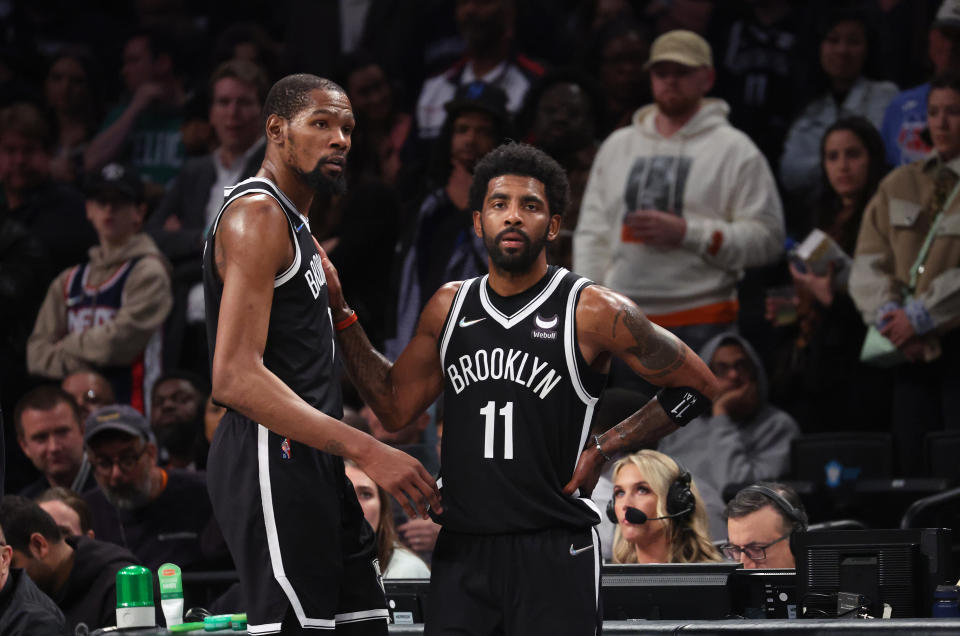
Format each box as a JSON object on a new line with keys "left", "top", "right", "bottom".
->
{"left": 569, "top": 543, "right": 593, "bottom": 556}
{"left": 458, "top": 316, "right": 487, "bottom": 328}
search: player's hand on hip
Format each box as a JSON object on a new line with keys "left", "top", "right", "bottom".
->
{"left": 562, "top": 446, "right": 606, "bottom": 499}
{"left": 315, "top": 243, "right": 351, "bottom": 321}
{"left": 358, "top": 442, "right": 442, "bottom": 519}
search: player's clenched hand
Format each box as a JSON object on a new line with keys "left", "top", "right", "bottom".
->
{"left": 357, "top": 442, "right": 442, "bottom": 520}
{"left": 315, "top": 243, "right": 351, "bottom": 321}
{"left": 562, "top": 446, "right": 606, "bottom": 499}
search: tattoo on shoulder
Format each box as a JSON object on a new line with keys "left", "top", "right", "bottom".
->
{"left": 621, "top": 304, "right": 686, "bottom": 378}
{"left": 323, "top": 440, "right": 346, "bottom": 456}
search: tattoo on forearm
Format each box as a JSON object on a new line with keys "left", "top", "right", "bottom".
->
{"left": 612, "top": 308, "right": 624, "bottom": 339}
{"left": 597, "top": 400, "right": 676, "bottom": 454}
{"left": 621, "top": 304, "right": 686, "bottom": 378}
{"left": 323, "top": 440, "right": 346, "bottom": 455}
{"left": 336, "top": 323, "right": 395, "bottom": 410}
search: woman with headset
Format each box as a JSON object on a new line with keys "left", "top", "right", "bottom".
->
{"left": 609, "top": 450, "right": 721, "bottom": 564}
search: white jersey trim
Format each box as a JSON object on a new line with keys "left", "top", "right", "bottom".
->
{"left": 440, "top": 279, "right": 475, "bottom": 367}
{"left": 334, "top": 609, "right": 390, "bottom": 623}
{"left": 211, "top": 178, "right": 306, "bottom": 289}
{"left": 247, "top": 622, "right": 282, "bottom": 634}
{"left": 257, "top": 425, "right": 337, "bottom": 630}
{"left": 564, "top": 277, "right": 599, "bottom": 490}
{"left": 478, "top": 267, "right": 567, "bottom": 329}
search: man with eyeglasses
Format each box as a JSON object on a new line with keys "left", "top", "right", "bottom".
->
{"left": 658, "top": 333, "right": 799, "bottom": 538}
{"left": 722, "top": 481, "right": 807, "bottom": 569}
{"left": 15, "top": 386, "right": 98, "bottom": 499}
{"left": 81, "top": 404, "right": 223, "bottom": 572}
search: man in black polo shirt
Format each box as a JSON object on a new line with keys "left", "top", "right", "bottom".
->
{"left": 82, "top": 404, "right": 224, "bottom": 571}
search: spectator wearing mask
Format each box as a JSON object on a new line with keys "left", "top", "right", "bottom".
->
{"left": 850, "top": 71, "right": 960, "bottom": 475}
{"left": 780, "top": 8, "right": 898, "bottom": 211}
{"left": 146, "top": 60, "right": 268, "bottom": 373}
{"left": 150, "top": 371, "right": 209, "bottom": 471}
{"left": 27, "top": 163, "right": 172, "bottom": 413}
{"left": 0, "top": 520, "right": 65, "bottom": 635}
{"left": 881, "top": 0, "right": 960, "bottom": 167}
{"left": 15, "top": 386, "right": 97, "bottom": 499}
{"left": 722, "top": 482, "right": 807, "bottom": 569}
{"left": 0, "top": 495, "right": 138, "bottom": 632}
{"left": 574, "top": 29, "right": 784, "bottom": 360}
{"left": 609, "top": 450, "right": 720, "bottom": 564}
{"left": 82, "top": 405, "right": 220, "bottom": 571}
{"left": 658, "top": 333, "right": 799, "bottom": 538}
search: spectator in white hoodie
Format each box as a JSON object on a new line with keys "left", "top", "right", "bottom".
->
{"left": 573, "top": 29, "right": 784, "bottom": 370}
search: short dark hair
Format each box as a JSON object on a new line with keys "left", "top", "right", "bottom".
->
{"left": 14, "top": 386, "right": 82, "bottom": 439}
{"left": 263, "top": 73, "right": 345, "bottom": 121}
{"left": 126, "top": 26, "right": 181, "bottom": 74}
{"left": 210, "top": 59, "right": 271, "bottom": 105}
{"left": 35, "top": 487, "right": 93, "bottom": 535}
{"left": 0, "top": 102, "right": 52, "bottom": 149}
{"left": 931, "top": 69, "right": 960, "bottom": 95}
{"left": 152, "top": 369, "right": 210, "bottom": 401}
{"left": 0, "top": 495, "right": 63, "bottom": 552}
{"left": 724, "top": 481, "right": 807, "bottom": 535}
{"left": 468, "top": 142, "right": 570, "bottom": 217}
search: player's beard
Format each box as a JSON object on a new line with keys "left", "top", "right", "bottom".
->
{"left": 296, "top": 159, "right": 347, "bottom": 197}
{"left": 483, "top": 224, "right": 550, "bottom": 274}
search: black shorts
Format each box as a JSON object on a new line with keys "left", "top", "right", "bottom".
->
{"left": 424, "top": 527, "right": 602, "bottom": 636}
{"left": 207, "top": 412, "right": 388, "bottom": 634}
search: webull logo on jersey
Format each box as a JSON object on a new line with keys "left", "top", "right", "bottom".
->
{"left": 304, "top": 252, "right": 327, "bottom": 299}
{"left": 447, "top": 348, "right": 562, "bottom": 399}
{"left": 531, "top": 313, "right": 558, "bottom": 340}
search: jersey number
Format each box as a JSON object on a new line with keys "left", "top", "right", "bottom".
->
{"left": 480, "top": 401, "right": 514, "bottom": 459}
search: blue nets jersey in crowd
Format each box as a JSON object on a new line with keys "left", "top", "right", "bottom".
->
{"left": 437, "top": 265, "right": 607, "bottom": 533}
{"left": 202, "top": 176, "right": 342, "bottom": 417}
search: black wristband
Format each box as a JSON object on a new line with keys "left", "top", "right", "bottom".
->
{"left": 654, "top": 386, "right": 710, "bottom": 427}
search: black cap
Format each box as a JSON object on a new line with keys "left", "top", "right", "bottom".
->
{"left": 84, "top": 404, "right": 153, "bottom": 445}
{"left": 443, "top": 80, "right": 509, "bottom": 124}
{"left": 83, "top": 163, "right": 145, "bottom": 203}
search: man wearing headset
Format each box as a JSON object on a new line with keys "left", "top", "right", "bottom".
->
{"left": 722, "top": 482, "right": 808, "bottom": 569}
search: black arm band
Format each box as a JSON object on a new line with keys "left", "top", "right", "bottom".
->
{"left": 654, "top": 386, "right": 711, "bottom": 427}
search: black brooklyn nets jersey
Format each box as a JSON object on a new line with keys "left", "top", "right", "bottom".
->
{"left": 202, "top": 176, "right": 342, "bottom": 417}
{"left": 437, "top": 266, "right": 607, "bottom": 533}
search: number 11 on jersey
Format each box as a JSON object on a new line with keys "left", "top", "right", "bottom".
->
{"left": 480, "top": 401, "right": 514, "bottom": 459}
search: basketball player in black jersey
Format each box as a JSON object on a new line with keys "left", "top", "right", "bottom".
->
{"left": 320, "top": 142, "right": 720, "bottom": 635}
{"left": 202, "top": 74, "right": 440, "bottom": 635}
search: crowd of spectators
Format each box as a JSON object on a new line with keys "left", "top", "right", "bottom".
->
{"left": 1, "top": 0, "right": 959, "bottom": 629}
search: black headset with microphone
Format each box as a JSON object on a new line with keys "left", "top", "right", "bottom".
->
{"left": 739, "top": 484, "right": 808, "bottom": 532}
{"left": 606, "top": 465, "right": 696, "bottom": 525}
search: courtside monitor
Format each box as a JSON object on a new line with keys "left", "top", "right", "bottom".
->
{"left": 793, "top": 528, "right": 953, "bottom": 618}
{"left": 727, "top": 568, "right": 797, "bottom": 619}
{"left": 601, "top": 562, "right": 742, "bottom": 620}
{"left": 383, "top": 579, "right": 431, "bottom": 625}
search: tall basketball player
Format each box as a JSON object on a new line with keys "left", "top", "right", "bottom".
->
{"left": 321, "top": 142, "right": 720, "bottom": 634}
{"left": 202, "top": 74, "right": 440, "bottom": 635}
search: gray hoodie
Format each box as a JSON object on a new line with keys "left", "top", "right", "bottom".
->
{"left": 657, "top": 332, "right": 800, "bottom": 540}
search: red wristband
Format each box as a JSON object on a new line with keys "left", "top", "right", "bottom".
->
{"left": 335, "top": 312, "right": 358, "bottom": 331}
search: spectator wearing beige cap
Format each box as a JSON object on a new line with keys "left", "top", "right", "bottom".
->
{"left": 574, "top": 29, "right": 784, "bottom": 380}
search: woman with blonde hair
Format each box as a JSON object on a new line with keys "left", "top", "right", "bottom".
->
{"left": 609, "top": 450, "right": 720, "bottom": 564}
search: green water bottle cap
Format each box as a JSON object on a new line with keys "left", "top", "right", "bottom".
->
{"left": 116, "top": 565, "right": 154, "bottom": 608}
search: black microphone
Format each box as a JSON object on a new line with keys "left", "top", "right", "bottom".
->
{"left": 623, "top": 506, "right": 693, "bottom": 524}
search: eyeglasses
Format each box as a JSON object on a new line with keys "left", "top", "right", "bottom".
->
{"left": 89, "top": 446, "right": 147, "bottom": 474}
{"left": 721, "top": 533, "right": 790, "bottom": 561}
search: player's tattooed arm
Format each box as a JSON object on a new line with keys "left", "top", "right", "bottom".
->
{"left": 319, "top": 247, "right": 451, "bottom": 430}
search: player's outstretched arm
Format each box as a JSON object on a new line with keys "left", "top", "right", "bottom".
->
{"left": 319, "top": 247, "right": 452, "bottom": 432}
{"left": 210, "top": 199, "right": 440, "bottom": 518}
{"left": 563, "top": 286, "right": 720, "bottom": 497}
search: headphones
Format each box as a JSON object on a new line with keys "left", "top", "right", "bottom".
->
{"left": 740, "top": 484, "right": 808, "bottom": 532}
{"left": 606, "top": 464, "right": 696, "bottom": 525}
